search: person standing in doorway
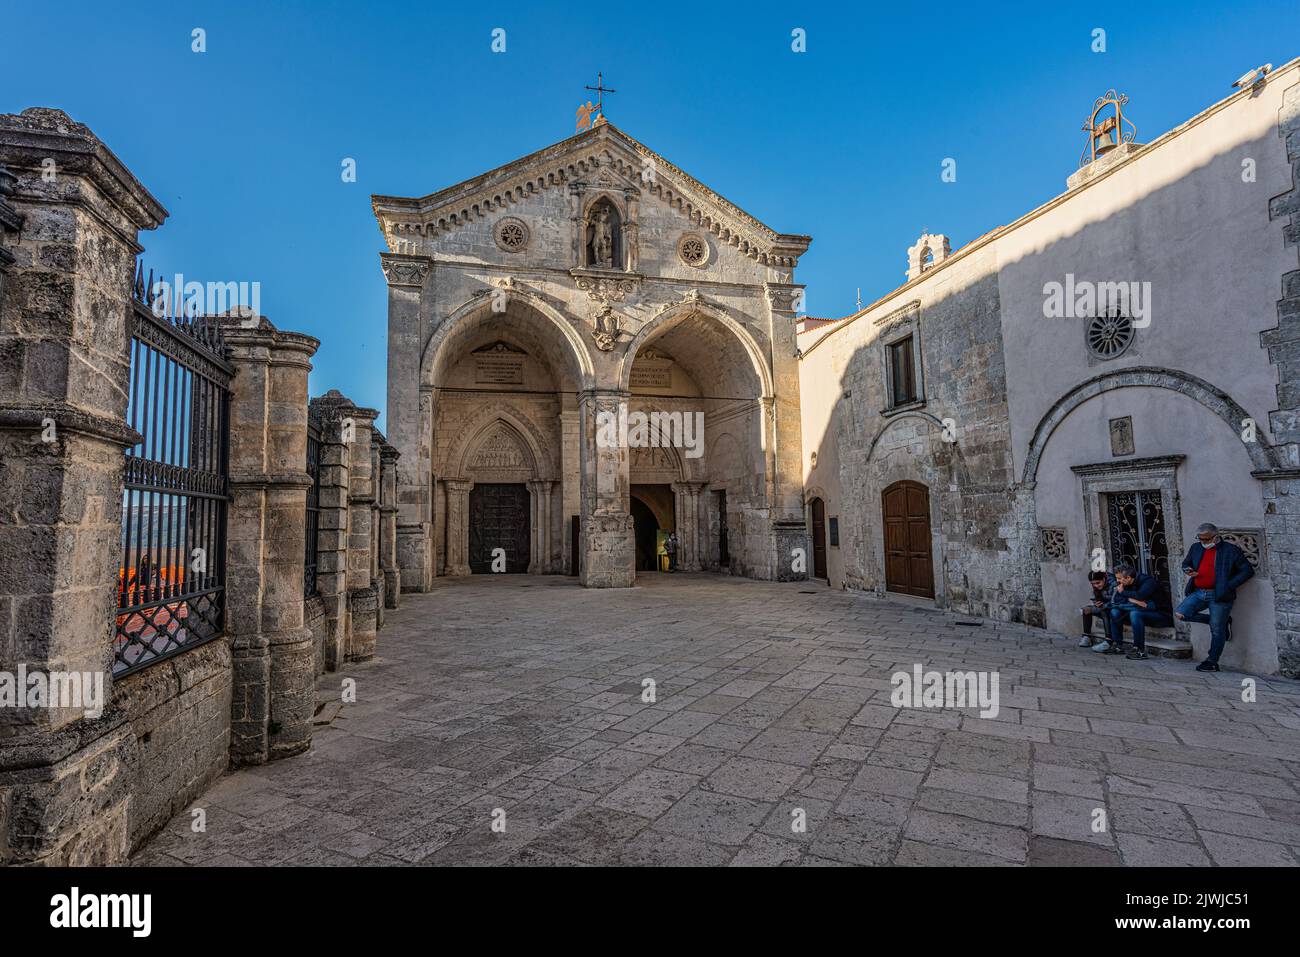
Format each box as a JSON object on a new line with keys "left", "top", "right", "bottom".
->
{"left": 665, "top": 532, "right": 678, "bottom": 572}
{"left": 1175, "top": 523, "right": 1254, "bottom": 672}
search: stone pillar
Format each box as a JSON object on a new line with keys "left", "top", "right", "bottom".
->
{"left": 380, "top": 443, "right": 401, "bottom": 608}
{"left": 309, "top": 393, "right": 351, "bottom": 671}
{"left": 765, "top": 283, "right": 810, "bottom": 580}
{"left": 368, "top": 429, "right": 384, "bottom": 629}
{"left": 0, "top": 108, "right": 165, "bottom": 864}
{"left": 381, "top": 252, "right": 433, "bottom": 593}
{"left": 222, "top": 316, "right": 319, "bottom": 766}
{"left": 528, "top": 479, "right": 555, "bottom": 573}
{"left": 579, "top": 390, "right": 634, "bottom": 587}
{"left": 560, "top": 407, "right": 581, "bottom": 573}
{"left": 445, "top": 479, "right": 474, "bottom": 576}
{"left": 344, "top": 403, "right": 379, "bottom": 661}
{"left": 673, "top": 481, "right": 707, "bottom": 571}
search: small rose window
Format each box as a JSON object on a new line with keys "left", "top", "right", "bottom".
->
{"left": 678, "top": 234, "right": 707, "bottom": 267}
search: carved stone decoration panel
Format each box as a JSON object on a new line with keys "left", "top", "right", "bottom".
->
{"left": 1040, "top": 527, "right": 1069, "bottom": 563}
{"left": 591, "top": 302, "right": 621, "bottom": 351}
{"left": 380, "top": 254, "right": 432, "bottom": 288}
{"left": 1218, "top": 528, "right": 1264, "bottom": 572}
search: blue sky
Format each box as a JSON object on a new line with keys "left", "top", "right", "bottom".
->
{"left": 5, "top": 1, "right": 1296, "bottom": 428}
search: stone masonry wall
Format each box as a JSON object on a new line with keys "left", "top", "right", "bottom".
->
{"left": 112, "top": 640, "right": 231, "bottom": 852}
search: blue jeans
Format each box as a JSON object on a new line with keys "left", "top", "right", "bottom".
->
{"left": 1176, "top": 589, "right": 1233, "bottom": 664}
{"left": 1107, "top": 605, "right": 1173, "bottom": 650}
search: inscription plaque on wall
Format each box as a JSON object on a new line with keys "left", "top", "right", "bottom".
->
{"left": 475, "top": 354, "right": 525, "bottom": 385}
{"left": 630, "top": 362, "right": 672, "bottom": 389}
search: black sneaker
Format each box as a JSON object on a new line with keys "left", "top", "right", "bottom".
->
{"left": 1195, "top": 660, "right": 1220, "bottom": 672}
{"left": 1103, "top": 642, "right": 1125, "bottom": 655}
{"left": 1126, "top": 649, "right": 1149, "bottom": 660}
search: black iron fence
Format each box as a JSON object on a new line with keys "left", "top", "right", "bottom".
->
{"left": 304, "top": 422, "right": 321, "bottom": 596}
{"left": 114, "top": 265, "right": 233, "bottom": 676}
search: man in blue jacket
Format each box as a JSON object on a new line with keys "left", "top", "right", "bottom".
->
{"left": 1176, "top": 523, "right": 1254, "bottom": 672}
{"left": 1104, "top": 563, "right": 1172, "bottom": 660}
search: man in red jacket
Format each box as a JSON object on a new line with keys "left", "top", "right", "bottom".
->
{"left": 1175, "top": 523, "right": 1254, "bottom": 672}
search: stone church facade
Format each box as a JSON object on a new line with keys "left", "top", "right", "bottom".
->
{"left": 799, "top": 61, "right": 1300, "bottom": 677}
{"left": 372, "top": 118, "right": 811, "bottom": 589}
{"left": 376, "top": 63, "right": 1300, "bottom": 676}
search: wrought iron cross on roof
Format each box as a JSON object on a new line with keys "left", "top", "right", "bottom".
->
{"left": 577, "top": 72, "right": 617, "bottom": 131}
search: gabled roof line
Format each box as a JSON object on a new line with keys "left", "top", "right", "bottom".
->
{"left": 371, "top": 122, "right": 811, "bottom": 268}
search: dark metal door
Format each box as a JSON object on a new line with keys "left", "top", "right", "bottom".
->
{"left": 883, "top": 480, "right": 934, "bottom": 598}
{"left": 810, "top": 497, "right": 828, "bottom": 582}
{"left": 469, "top": 483, "right": 530, "bottom": 573}
{"left": 1105, "top": 489, "right": 1171, "bottom": 600}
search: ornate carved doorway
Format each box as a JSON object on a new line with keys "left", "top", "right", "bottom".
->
{"left": 469, "top": 483, "right": 530, "bottom": 573}
{"left": 883, "top": 480, "right": 934, "bottom": 598}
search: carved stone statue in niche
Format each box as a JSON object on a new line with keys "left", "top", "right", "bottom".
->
{"left": 585, "top": 201, "right": 621, "bottom": 269}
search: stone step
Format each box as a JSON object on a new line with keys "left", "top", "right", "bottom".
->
{"left": 1145, "top": 635, "right": 1193, "bottom": 659}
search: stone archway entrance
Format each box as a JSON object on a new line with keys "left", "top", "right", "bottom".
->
{"left": 883, "top": 480, "right": 934, "bottom": 598}
{"left": 469, "top": 483, "right": 530, "bottom": 573}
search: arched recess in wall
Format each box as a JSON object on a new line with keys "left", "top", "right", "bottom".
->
{"left": 618, "top": 300, "right": 773, "bottom": 401}
{"left": 421, "top": 289, "right": 594, "bottom": 393}
{"left": 1021, "top": 366, "right": 1280, "bottom": 484}
{"left": 446, "top": 403, "right": 552, "bottom": 480}
{"left": 864, "top": 410, "right": 948, "bottom": 461}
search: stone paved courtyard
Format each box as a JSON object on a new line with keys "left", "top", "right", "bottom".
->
{"left": 134, "top": 575, "right": 1300, "bottom": 867}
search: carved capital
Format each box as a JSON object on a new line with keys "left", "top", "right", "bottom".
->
{"left": 380, "top": 252, "right": 433, "bottom": 288}
{"left": 764, "top": 282, "right": 804, "bottom": 314}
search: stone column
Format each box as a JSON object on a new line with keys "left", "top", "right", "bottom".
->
{"left": 309, "top": 394, "right": 351, "bottom": 671}
{"left": 222, "top": 316, "right": 319, "bottom": 766}
{"left": 0, "top": 108, "right": 164, "bottom": 864}
{"left": 344, "top": 402, "right": 379, "bottom": 661}
{"left": 445, "top": 479, "right": 474, "bottom": 576}
{"left": 379, "top": 443, "right": 401, "bottom": 608}
{"left": 673, "top": 481, "right": 707, "bottom": 571}
{"left": 527, "top": 479, "right": 555, "bottom": 573}
{"left": 560, "top": 407, "right": 581, "bottom": 573}
{"left": 369, "top": 429, "right": 384, "bottom": 629}
{"left": 764, "top": 283, "right": 810, "bottom": 580}
{"left": 381, "top": 252, "right": 433, "bottom": 593}
{"left": 579, "top": 390, "right": 634, "bottom": 587}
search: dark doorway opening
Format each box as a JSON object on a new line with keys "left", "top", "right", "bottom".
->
{"left": 810, "top": 497, "right": 828, "bottom": 582}
{"left": 630, "top": 496, "right": 661, "bottom": 572}
{"left": 469, "top": 483, "right": 530, "bottom": 573}
{"left": 570, "top": 514, "right": 579, "bottom": 577}
{"left": 883, "top": 480, "right": 934, "bottom": 598}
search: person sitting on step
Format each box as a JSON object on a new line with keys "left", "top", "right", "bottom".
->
{"left": 1175, "top": 523, "right": 1253, "bottom": 673}
{"left": 1104, "top": 563, "right": 1173, "bottom": 660}
{"left": 1079, "top": 570, "right": 1116, "bottom": 649}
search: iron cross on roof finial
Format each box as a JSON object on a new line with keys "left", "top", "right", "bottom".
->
{"left": 586, "top": 71, "right": 616, "bottom": 113}
{"left": 576, "top": 73, "right": 616, "bottom": 132}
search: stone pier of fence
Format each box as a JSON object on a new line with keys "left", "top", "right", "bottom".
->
{"left": 0, "top": 108, "right": 402, "bottom": 865}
